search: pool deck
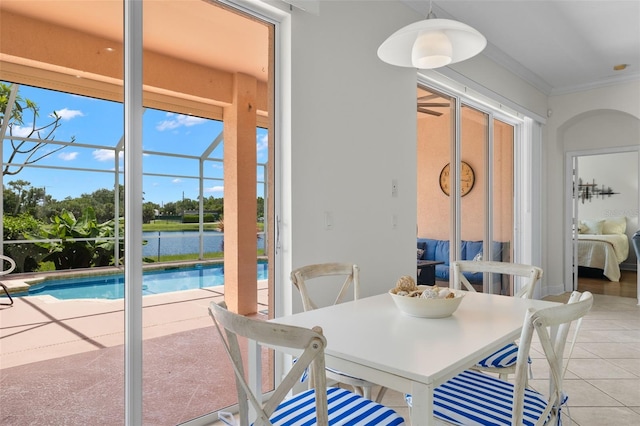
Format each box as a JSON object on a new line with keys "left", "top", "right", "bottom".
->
{"left": 0, "top": 276, "right": 269, "bottom": 425}
{"left": 0, "top": 278, "right": 268, "bottom": 368}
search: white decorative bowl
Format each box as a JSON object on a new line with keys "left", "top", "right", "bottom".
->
{"left": 388, "top": 286, "right": 465, "bottom": 318}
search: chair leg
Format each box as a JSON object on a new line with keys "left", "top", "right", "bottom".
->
{"left": 375, "top": 386, "right": 388, "bottom": 403}
{"left": 1, "top": 284, "right": 14, "bottom": 306}
{"left": 362, "top": 385, "right": 372, "bottom": 400}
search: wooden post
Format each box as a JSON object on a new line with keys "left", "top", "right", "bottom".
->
{"left": 223, "top": 73, "right": 258, "bottom": 315}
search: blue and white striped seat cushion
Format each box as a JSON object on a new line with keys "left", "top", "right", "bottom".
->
{"left": 476, "top": 343, "right": 530, "bottom": 369}
{"left": 266, "top": 386, "right": 405, "bottom": 425}
{"left": 406, "top": 370, "right": 554, "bottom": 426}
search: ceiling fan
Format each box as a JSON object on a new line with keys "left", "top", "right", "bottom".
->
{"left": 417, "top": 93, "right": 449, "bottom": 116}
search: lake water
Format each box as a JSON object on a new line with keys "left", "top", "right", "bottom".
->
{"left": 142, "top": 231, "right": 264, "bottom": 258}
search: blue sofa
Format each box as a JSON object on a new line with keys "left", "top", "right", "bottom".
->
{"left": 417, "top": 238, "right": 505, "bottom": 284}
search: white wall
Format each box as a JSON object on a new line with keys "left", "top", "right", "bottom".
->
{"left": 546, "top": 81, "right": 640, "bottom": 294}
{"left": 286, "top": 1, "right": 420, "bottom": 311}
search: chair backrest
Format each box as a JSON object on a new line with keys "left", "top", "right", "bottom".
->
{"left": 290, "top": 263, "right": 360, "bottom": 311}
{"left": 512, "top": 291, "right": 593, "bottom": 425}
{"left": 0, "top": 254, "right": 17, "bottom": 276}
{"left": 209, "top": 301, "right": 328, "bottom": 426}
{"left": 451, "top": 260, "right": 543, "bottom": 298}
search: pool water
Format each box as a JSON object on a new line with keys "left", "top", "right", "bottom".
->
{"left": 17, "top": 262, "right": 268, "bottom": 300}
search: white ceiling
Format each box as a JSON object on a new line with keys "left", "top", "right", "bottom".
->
{"left": 405, "top": 0, "right": 640, "bottom": 95}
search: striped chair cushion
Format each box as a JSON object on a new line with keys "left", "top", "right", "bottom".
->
{"left": 476, "top": 342, "right": 519, "bottom": 368}
{"left": 268, "top": 387, "right": 405, "bottom": 426}
{"left": 406, "top": 370, "right": 554, "bottom": 426}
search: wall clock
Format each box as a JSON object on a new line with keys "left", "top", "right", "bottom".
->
{"left": 439, "top": 161, "right": 475, "bottom": 197}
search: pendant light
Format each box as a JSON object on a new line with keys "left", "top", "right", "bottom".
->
{"left": 377, "top": 1, "right": 486, "bottom": 69}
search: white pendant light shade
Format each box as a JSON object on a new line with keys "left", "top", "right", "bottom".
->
{"left": 378, "top": 18, "right": 486, "bottom": 69}
{"left": 412, "top": 30, "right": 453, "bottom": 68}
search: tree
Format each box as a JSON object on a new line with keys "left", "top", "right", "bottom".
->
{"left": 0, "top": 82, "right": 76, "bottom": 177}
{"left": 257, "top": 196, "right": 264, "bottom": 220}
{"left": 143, "top": 202, "right": 157, "bottom": 224}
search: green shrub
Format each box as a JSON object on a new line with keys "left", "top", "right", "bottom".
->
{"left": 27, "top": 207, "right": 124, "bottom": 270}
{"left": 3, "top": 214, "right": 46, "bottom": 273}
{"left": 182, "top": 213, "right": 218, "bottom": 223}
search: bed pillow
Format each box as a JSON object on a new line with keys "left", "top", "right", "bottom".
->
{"left": 603, "top": 216, "right": 626, "bottom": 235}
{"left": 580, "top": 219, "right": 605, "bottom": 235}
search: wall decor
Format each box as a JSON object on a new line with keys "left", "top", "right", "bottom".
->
{"left": 575, "top": 178, "right": 619, "bottom": 203}
{"left": 439, "top": 161, "right": 475, "bottom": 196}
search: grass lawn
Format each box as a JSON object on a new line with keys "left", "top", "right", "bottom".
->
{"left": 143, "top": 221, "right": 264, "bottom": 232}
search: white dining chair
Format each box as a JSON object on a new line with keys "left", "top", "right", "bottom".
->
{"left": 451, "top": 260, "right": 543, "bottom": 379}
{"left": 290, "top": 262, "right": 387, "bottom": 402}
{"left": 208, "top": 301, "right": 406, "bottom": 426}
{"left": 0, "top": 254, "right": 17, "bottom": 306}
{"left": 407, "top": 290, "right": 593, "bottom": 426}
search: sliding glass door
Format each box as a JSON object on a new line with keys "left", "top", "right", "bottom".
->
{"left": 417, "top": 85, "right": 515, "bottom": 294}
{"left": 0, "top": 1, "right": 276, "bottom": 424}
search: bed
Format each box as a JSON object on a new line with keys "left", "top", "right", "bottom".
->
{"left": 576, "top": 217, "right": 629, "bottom": 282}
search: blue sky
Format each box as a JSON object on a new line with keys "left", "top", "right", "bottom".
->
{"left": 2, "top": 83, "right": 268, "bottom": 206}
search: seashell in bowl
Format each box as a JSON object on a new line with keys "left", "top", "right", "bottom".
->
{"left": 388, "top": 285, "right": 465, "bottom": 318}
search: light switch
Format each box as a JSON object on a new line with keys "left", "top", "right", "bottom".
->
{"left": 324, "top": 211, "right": 333, "bottom": 230}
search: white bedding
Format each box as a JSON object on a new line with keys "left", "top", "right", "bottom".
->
{"left": 577, "top": 234, "right": 629, "bottom": 281}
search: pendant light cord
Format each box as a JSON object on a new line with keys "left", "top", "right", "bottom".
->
{"left": 427, "top": 0, "right": 436, "bottom": 19}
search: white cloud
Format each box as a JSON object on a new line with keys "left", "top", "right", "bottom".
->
{"left": 257, "top": 132, "right": 268, "bottom": 152}
{"left": 205, "top": 185, "right": 224, "bottom": 193}
{"left": 58, "top": 151, "right": 79, "bottom": 161}
{"left": 172, "top": 178, "right": 182, "bottom": 183}
{"left": 10, "top": 124, "right": 33, "bottom": 138}
{"left": 156, "top": 113, "right": 206, "bottom": 131}
{"left": 53, "top": 108, "right": 84, "bottom": 120}
{"left": 93, "top": 149, "right": 123, "bottom": 162}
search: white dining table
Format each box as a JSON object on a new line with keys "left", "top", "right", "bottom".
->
{"left": 263, "top": 290, "right": 560, "bottom": 426}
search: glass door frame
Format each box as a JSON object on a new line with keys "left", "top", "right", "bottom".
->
{"left": 121, "top": 1, "right": 290, "bottom": 424}
{"left": 417, "top": 74, "right": 533, "bottom": 295}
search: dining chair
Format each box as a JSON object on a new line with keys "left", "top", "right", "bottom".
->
{"left": 290, "top": 262, "right": 387, "bottom": 402}
{"left": 407, "top": 290, "right": 593, "bottom": 426}
{"left": 208, "top": 301, "right": 406, "bottom": 426}
{"left": 0, "top": 254, "right": 17, "bottom": 306}
{"left": 451, "top": 260, "right": 543, "bottom": 379}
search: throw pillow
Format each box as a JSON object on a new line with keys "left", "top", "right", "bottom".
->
{"left": 473, "top": 251, "right": 483, "bottom": 261}
{"left": 603, "top": 216, "right": 626, "bottom": 235}
{"left": 577, "top": 221, "right": 587, "bottom": 234}
{"left": 581, "top": 219, "right": 605, "bottom": 235}
{"left": 417, "top": 248, "right": 425, "bottom": 259}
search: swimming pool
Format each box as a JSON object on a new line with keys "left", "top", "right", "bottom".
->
{"left": 15, "top": 262, "right": 268, "bottom": 300}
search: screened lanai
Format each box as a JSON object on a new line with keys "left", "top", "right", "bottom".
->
{"left": 0, "top": 0, "right": 274, "bottom": 314}
{"left": 1, "top": 1, "right": 276, "bottom": 424}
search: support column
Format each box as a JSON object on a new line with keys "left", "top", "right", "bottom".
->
{"left": 224, "top": 73, "right": 257, "bottom": 315}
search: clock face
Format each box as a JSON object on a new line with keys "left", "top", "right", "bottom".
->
{"left": 439, "top": 161, "right": 475, "bottom": 197}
